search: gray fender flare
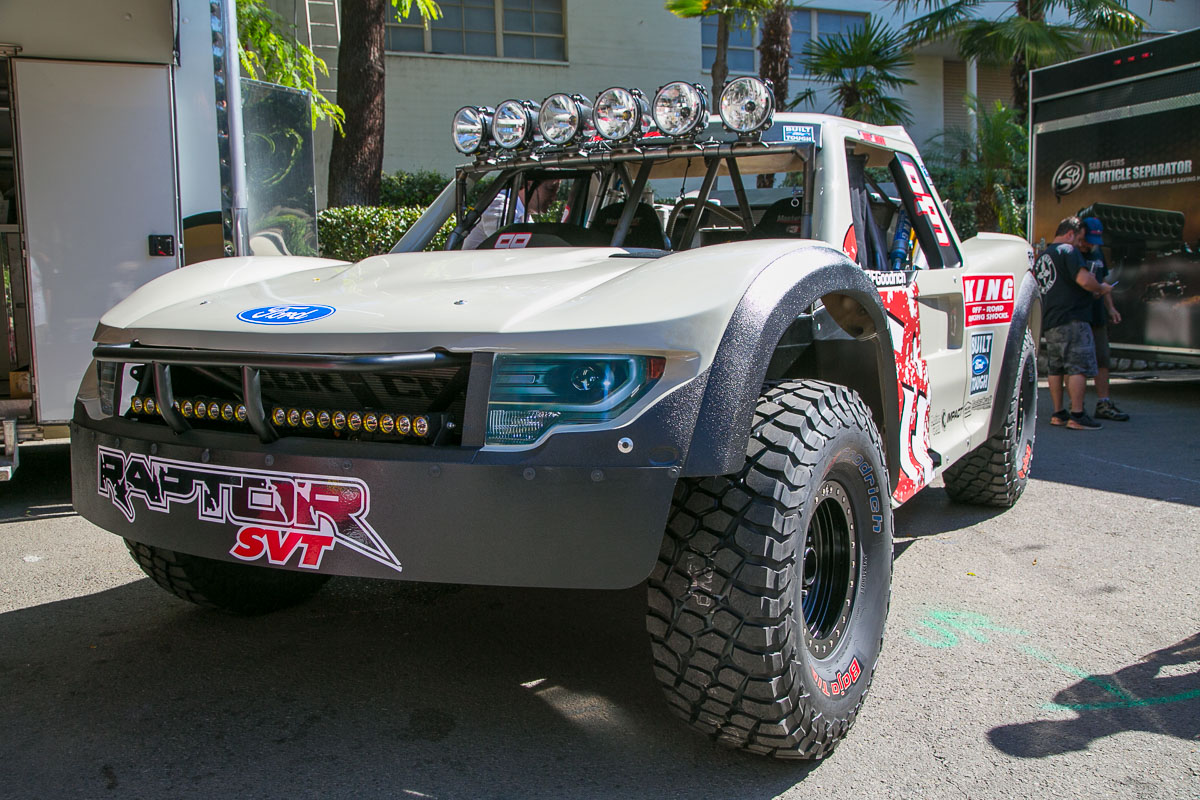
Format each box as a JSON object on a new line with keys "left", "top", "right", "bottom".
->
{"left": 987, "top": 271, "right": 1041, "bottom": 440}
{"left": 681, "top": 246, "right": 900, "bottom": 488}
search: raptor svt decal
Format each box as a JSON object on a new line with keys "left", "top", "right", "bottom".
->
{"left": 96, "top": 447, "right": 402, "bottom": 573}
{"left": 880, "top": 283, "right": 934, "bottom": 504}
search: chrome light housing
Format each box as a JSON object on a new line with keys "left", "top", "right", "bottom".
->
{"left": 653, "top": 81, "right": 708, "bottom": 139}
{"left": 719, "top": 76, "right": 775, "bottom": 135}
{"left": 452, "top": 105, "right": 493, "bottom": 155}
{"left": 592, "top": 87, "right": 650, "bottom": 142}
{"left": 538, "top": 92, "right": 593, "bottom": 146}
{"left": 493, "top": 99, "right": 539, "bottom": 150}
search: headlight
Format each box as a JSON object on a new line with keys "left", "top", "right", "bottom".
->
{"left": 593, "top": 87, "right": 650, "bottom": 141}
{"left": 539, "top": 92, "right": 593, "bottom": 146}
{"left": 493, "top": 99, "right": 539, "bottom": 149}
{"left": 485, "top": 354, "right": 665, "bottom": 446}
{"left": 653, "top": 81, "right": 708, "bottom": 138}
{"left": 719, "top": 76, "right": 775, "bottom": 135}
{"left": 452, "top": 105, "right": 492, "bottom": 155}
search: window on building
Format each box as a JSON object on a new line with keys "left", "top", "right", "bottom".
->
{"left": 387, "top": 0, "right": 565, "bottom": 61}
{"left": 702, "top": 8, "right": 866, "bottom": 75}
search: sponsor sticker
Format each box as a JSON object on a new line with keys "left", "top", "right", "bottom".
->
{"left": 963, "top": 275, "right": 1015, "bottom": 327}
{"left": 782, "top": 124, "right": 818, "bottom": 144}
{"left": 858, "top": 130, "right": 886, "bottom": 145}
{"left": 867, "top": 270, "right": 909, "bottom": 288}
{"left": 237, "top": 304, "right": 335, "bottom": 326}
{"left": 96, "top": 448, "right": 401, "bottom": 573}
{"left": 970, "top": 332, "right": 993, "bottom": 395}
{"left": 811, "top": 657, "right": 863, "bottom": 698}
{"left": 494, "top": 232, "right": 532, "bottom": 249}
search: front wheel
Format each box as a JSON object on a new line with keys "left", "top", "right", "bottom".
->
{"left": 647, "top": 380, "right": 893, "bottom": 759}
{"left": 125, "top": 539, "right": 331, "bottom": 615}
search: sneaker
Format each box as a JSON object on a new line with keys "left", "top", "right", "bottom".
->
{"left": 1094, "top": 399, "right": 1130, "bottom": 421}
{"left": 1050, "top": 409, "right": 1070, "bottom": 426}
{"left": 1067, "top": 412, "right": 1102, "bottom": 430}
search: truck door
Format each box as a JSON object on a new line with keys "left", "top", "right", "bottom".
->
{"left": 13, "top": 59, "right": 181, "bottom": 423}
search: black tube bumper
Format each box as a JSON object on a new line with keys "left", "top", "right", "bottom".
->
{"left": 71, "top": 418, "right": 680, "bottom": 589}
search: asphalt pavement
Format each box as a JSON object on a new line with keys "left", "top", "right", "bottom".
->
{"left": 1, "top": 374, "right": 1197, "bottom": 799}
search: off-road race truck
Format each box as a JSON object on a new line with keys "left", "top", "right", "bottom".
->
{"left": 72, "top": 78, "right": 1039, "bottom": 759}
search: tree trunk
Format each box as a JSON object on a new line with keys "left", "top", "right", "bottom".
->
{"left": 757, "top": 2, "right": 791, "bottom": 187}
{"left": 327, "top": 0, "right": 386, "bottom": 208}
{"left": 712, "top": 12, "right": 730, "bottom": 101}
{"left": 1011, "top": 0, "right": 1041, "bottom": 125}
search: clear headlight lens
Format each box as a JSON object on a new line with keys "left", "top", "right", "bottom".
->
{"left": 539, "top": 92, "right": 593, "bottom": 146}
{"left": 653, "top": 81, "right": 707, "bottom": 138}
{"left": 719, "top": 76, "right": 775, "bottom": 134}
{"left": 485, "top": 354, "right": 665, "bottom": 446}
{"left": 493, "top": 99, "right": 538, "bottom": 149}
{"left": 452, "top": 105, "right": 492, "bottom": 155}
{"left": 593, "top": 87, "right": 649, "bottom": 141}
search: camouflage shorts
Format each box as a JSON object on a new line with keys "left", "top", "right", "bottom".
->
{"left": 1045, "top": 320, "right": 1098, "bottom": 377}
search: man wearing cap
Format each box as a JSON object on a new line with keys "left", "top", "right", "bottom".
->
{"left": 1035, "top": 216, "right": 1114, "bottom": 430}
{"left": 1079, "top": 216, "right": 1130, "bottom": 421}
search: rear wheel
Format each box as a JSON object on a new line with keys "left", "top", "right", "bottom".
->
{"left": 943, "top": 329, "right": 1037, "bottom": 507}
{"left": 647, "top": 380, "right": 893, "bottom": 759}
{"left": 125, "top": 539, "right": 330, "bottom": 615}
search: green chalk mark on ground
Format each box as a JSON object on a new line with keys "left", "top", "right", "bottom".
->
{"left": 907, "top": 610, "right": 1029, "bottom": 649}
{"left": 1018, "top": 644, "right": 1136, "bottom": 701}
{"left": 1043, "top": 689, "right": 1200, "bottom": 712}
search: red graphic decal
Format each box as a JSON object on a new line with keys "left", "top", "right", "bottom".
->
{"left": 811, "top": 657, "right": 864, "bottom": 698}
{"left": 900, "top": 162, "right": 951, "bottom": 246}
{"left": 858, "top": 130, "right": 886, "bottom": 145}
{"left": 495, "top": 232, "right": 532, "bottom": 249}
{"left": 842, "top": 224, "right": 858, "bottom": 262}
{"left": 848, "top": 657, "right": 861, "bottom": 683}
{"left": 881, "top": 283, "right": 934, "bottom": 504}
{"left": 231, "top": 525, "right": 336, "bottom": 569}
{"left": 1018, "top": 442, "right": 1033, "bottom": 480}
{"left": 963, "top": 275, "right": 1015, "bottom": 327}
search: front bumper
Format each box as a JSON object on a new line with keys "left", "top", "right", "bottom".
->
{"left": 71, "top": 415, "right": 680, "bottom": 589}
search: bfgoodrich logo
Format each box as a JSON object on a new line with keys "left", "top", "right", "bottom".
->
{"left": 237, "top": 305, "right": 335, "bottom": 325}
{"left": 1052, "top": 160, "right": 1085, "bottom": 198}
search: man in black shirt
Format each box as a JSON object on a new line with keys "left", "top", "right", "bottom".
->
{"left": 1034, "top": 216, "right": 1114, "bottom": 430}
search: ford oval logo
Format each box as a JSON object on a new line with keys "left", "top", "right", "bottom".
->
{"left": 972, "top": 355, "right": 989, "bottom": 375}
{"left": 237, "top": 305, "right": 335, "bottom": 325}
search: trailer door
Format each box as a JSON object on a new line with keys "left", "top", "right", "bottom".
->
{"left": 13, "top": 59, "right": 180, "bottom": 423}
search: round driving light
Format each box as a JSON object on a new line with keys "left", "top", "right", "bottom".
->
{"left": 396, "top": 415, "right": 412, "bottom": 436}
{"left": 363, "top": 412, "right": 379, "bottom": 433}
{"left": 653, "top": 81, "right": 708, "bottom": 138}
{"left": 221, "top": 402, "right": 235, "bottom": 421}
{"left": 348, "top": 412, "right": 363, "bottom": 431}
{"left": 236, "top": 404, "right": 248, "bottom": 422}
{"left": 332, "top": 411, "right": 347, "bottom": 430}
{"left": 182, "top": 400, "right": 196, "bottom": 418}
{"left": 317, "top": 410, "right": 331, "bottom": 429}
{"left": 452, "top": 105, "right": 492, "bottom": 155}
{"left": 144, "top": 398, "right": 157, "bottom": 415}
{"left": 593, "top": 87, "right": 649, "bottom": 141}
{"left": 414, "top": 416, "right": 430, "bottom": 437}
{"left": 287, "top": 408, "right": 301, "bottom": 427}
{"left": 719, "top": 76, "right": 775, "bottom": 135}
{"left": 380, "top": 414, "right": 396, "bottom": 434}
{"left": 131, "top": 396, "right": 144, "bottom": 414}
{"left": 271, "top": 407, "right": 286, "bottom": 426}
{"left": 301, "top": 409, "right": 316, "bottom": 428}
{"left": 204, "top": 401, "right": 218, "bottom": 420}
{"left": 493, "top": 99, "right": 538, "bottom": 150}
{"left": 539, "top": 93, "right": 592, "bottom": 146}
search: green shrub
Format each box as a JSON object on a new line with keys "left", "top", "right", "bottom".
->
{"left": 317, "top": 206, "right": 456, "bottom": 262}
{"left": 380, "top": 170, "right": 450, "bottom": 208}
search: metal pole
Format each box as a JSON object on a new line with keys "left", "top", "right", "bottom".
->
{"left": 211, "top": 0, "right": 250, "bottom": 256}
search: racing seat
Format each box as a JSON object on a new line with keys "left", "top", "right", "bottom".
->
{"left": 588, "top": 202, "right": 670, "bottom": 250}
{"left": 477, "top": 222, "right": 609, "bottom": 249}
{"left": 750, "top": 196, "right": 808, "bottom": 239}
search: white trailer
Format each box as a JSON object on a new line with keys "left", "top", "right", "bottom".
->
{"left": 0, "top": 0, "right": 317, "bottom": 477}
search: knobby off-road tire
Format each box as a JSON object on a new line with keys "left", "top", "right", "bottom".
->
{"left": 943, "top": 330, "right": 1037, "bottom": 508}
{"left": 647, "top": 380, "right": 893, "bottom": 759}
{"left": 125, "top": 539, "right": 331, "bottom": 615}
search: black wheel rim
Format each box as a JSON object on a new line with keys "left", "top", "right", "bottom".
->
{"left": 801, "top": 479, "right": 858, "bottom": 658}
{"left": 1015, "top": 353, "right": 1036, "bottom": 453}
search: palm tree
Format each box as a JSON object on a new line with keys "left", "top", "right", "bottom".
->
{"left": 666, "top": 0, "right": 775, "bottom": 99}
{"left": 889, "top": 0, "right": 1160, "bottom": 122}
{"left": 755, "top": 1, "right": 791, "bottom": 187}
{"left": 328, "top": 0, "right": 440, "bottom": 208}
{"left": 797, "top": 16, "right": 916, "bottom": 126}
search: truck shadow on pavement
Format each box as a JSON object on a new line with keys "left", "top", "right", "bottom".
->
{"left": 986, "top": 633, "right": 1200, "bottom": 757}
{"left": 0, "top": 571, "right": 825, "bottom": 798}
{"left": 0, "top": 443, "right": 75, "bottom": 525}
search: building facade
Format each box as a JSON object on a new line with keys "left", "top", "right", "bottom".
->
{"left": 278, "top": 0, "right": 1200, "bottom": 198}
